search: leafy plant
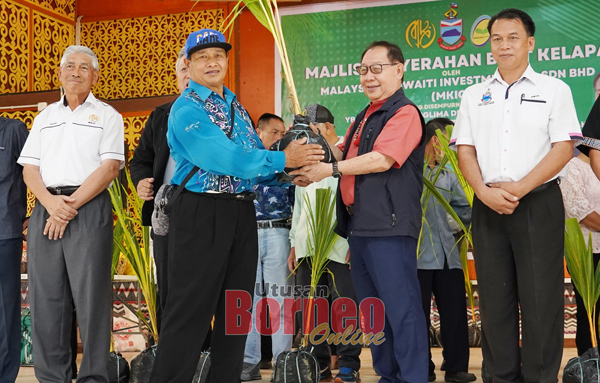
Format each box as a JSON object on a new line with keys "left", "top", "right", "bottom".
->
{"left": 220, "top": 0, "right": 301, "bottom": 114}
{"left": 297, "top": 187, "right": 339, "bottom": 344}
{"left": 564, "top": 217, "right": 600, "bottom": 347}
{"left": 109, "top": 170, "right": 158, "bottom": 342}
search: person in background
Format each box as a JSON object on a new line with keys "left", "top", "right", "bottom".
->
{"left": 19, "top": 45, "right": 124, "bottom": 382}
{"left": 560, "top": 150, "right": 600, "bottom": 355}
{"left": 451, "top": 8, "right": 579, "bottom": 382}
{"left": 130, "top": 46, "right": 195, "bottom": 336}
{"left": 0, "top": 116, "right": 28, "bottom": 383}
{"left": 241, "top": 113, "right": 293, "bottom": 381}
{"left": 580, "top": 83, "right": 600, "bottom": 180}
{"left": 418, "top": 117, "right": 475, "bottom": 383}
{"left": 288, "top": 104, "right": 362, "bottom": 383}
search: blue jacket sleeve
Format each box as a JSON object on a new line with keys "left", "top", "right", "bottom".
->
{"left": 170, "top": 104, "right": 286, "bottom": 179}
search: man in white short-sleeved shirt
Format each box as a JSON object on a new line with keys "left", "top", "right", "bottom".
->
{"left": 450, "top": 8, "right": 579, "bottom": 383}
{"left": 18, "top": 45, "right": 124, "bottom": 383}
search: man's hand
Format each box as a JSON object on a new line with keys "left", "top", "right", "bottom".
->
{"left": 23, "top": 218, "right": 30, "bottom": 241}
{"left": 289, "top": 162, "right": 332, "bottom": 184}
{"left": 477, "top": 186, "right": 519, "bottom": 215}
{"left": 291, "top": 176, "right": 313, "bottom": 188}
{"left": 288, "top": 248, "right": 298, "bottom": 274}
{"left": 136, "top": 177, "right": 155, "bottom": 201}
{"left": 45, "top": 195, "right": 78, "bottom": 222}
{"left": 345, "top": 249, "right": 351, "bottom": 270}
{"left": 43, "top": 216, "right": 69, "bottom": 240}
{"left": 283, "top": 137, "right": 325, "bottom": 168}
{"left": 488, "top": 181, "right": 528, "bottom": 200}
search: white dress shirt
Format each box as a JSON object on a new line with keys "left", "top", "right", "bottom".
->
{"left": 18, "top": 92, "right": 125, "bottom": 187}
{"left": 450, "top": 65, "right": 581, "bottom": 184}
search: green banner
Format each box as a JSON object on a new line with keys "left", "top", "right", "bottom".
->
{"left": 280, "top": 0, "right": 600, "bottom": 133}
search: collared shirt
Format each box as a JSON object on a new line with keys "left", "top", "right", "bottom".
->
{"left": 418, "top": 165, "right": 471, "bottom": 270}
{"left": 18, "top": 92, "right": 125, "bottom": 187}
{"left": 290, "top": 138, "right": 348, "bottom": 265}
{"left": 337, "top": 101, "right": 422, "bottom": 207}
{"left": 254, "top": 184, "right": 294, "bottom": 221}
{"left": 560, "top": 157, "right": 600, "bottom": 253}
{"left": 450, "top": 65, "right": 581, "bottom": 184}
{"left": 0, "top": 117, "right": 28, "bottom": 240}
{"left": 168, "top": 80, "right": 286, "bottom": 193}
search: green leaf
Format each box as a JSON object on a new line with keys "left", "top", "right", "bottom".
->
{"left": 109, "top": 170, "right": 158, "bottom": 341}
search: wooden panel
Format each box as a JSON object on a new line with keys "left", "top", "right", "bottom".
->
{"left": 237, "top": 10, "right": 276, "bottom": 123}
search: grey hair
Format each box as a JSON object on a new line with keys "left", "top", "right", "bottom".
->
{"left": 176, "top": 46, "right": 186, "bottom": 71}
{"left": 60, "top": 45, "right": 99, "bottom": 71}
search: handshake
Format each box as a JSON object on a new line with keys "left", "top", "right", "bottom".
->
{"left": 273, "top": 114, "right": 336, "bottom": 182}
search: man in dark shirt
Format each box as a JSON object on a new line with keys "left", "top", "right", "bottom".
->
{"left": 130, "top": 46, "right": 189, "bottom": 332}
{"left": 0, "top": 116, "right": 28, "bottom": 383}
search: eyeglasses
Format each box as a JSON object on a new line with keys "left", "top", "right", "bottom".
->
{"left": 358, "top": 63, "right": 399, "bottom": 75}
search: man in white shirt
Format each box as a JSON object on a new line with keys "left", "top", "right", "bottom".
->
{"left": 451, "top": 8, "right": 580, "bottom": 383}
{"left": 287, "top": 104, "right": 361, "bottom": 383}
{"left": 18, "top": 45, "right": 124, "bottom": 383}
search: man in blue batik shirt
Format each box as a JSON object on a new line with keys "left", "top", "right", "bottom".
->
{"left": 242, "top": 113, "right": 294, "bottom": 381}
{"left": 149, "top": 29, "right": 324, "bottom": 383}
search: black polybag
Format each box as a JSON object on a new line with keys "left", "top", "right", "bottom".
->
{"left": 107, "top": 351, "right": 130, "bottom": 383}
{"left": 192, "top": 350, "right": 211, "bottom": 383}
{"left": 129, "top": 345, "right": 157, "bottom": 383}
{"left": 273, "top": 347, "right": 319, "bottom": 383}
{"left": 563, "top": 347, "right": 600, "bottom": 383}
{"left": 270, "top": 114, "right": 335, "bottom": 183}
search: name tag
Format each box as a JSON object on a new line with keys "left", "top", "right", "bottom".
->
{"left": 520, "top": 93, "right": 546, "bottom": 104}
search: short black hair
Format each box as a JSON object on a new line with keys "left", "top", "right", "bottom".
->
{"left": 594, "top": 72, "right": 600, "bottom": 90}
{"left": 361, "top": 41, "right": 405, "bottom": 64}
{"left": 256, "top": 113, "right": 284, "bottom": 130}
{"left": 488, "top": 8, "right": 536, "bottom": 37}
{"left": 425, "top": 118, "right": 454, "bottom": 143}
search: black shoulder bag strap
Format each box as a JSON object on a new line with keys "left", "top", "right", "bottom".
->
{"left": 164, "top": 100, "right": 236, "bottom": 215}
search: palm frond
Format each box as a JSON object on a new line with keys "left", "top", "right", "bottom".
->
{"left": 109, "top": 170, "right": 158, "bottom": 341}
{"left": 222, "top": 0, "right": 301, "bottom": 114}
{"left": 565, "top": 217, "right": 600, "bottom": 347}
{"left": 302, "top": 187, "right": 339, "bottom": 344}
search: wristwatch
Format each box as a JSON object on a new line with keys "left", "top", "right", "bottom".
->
{"left": 332, "top": 162, "right": 342, "bottom": 179}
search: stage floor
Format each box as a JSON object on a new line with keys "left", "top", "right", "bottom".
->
{"left": 16, "top": 347, "right": 579, "bottom": 382}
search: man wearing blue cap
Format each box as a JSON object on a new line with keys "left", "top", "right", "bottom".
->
{"left": 148, "top": 29, "right": 324, "bottom": 383}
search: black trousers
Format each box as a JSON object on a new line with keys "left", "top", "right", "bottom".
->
{"left": 0, "top": 238, "right": 22, "bottom": 383}
{"left": 296, "top": 260, "right": 361, "bottom": 372}
{"left": 149, "top": 191, "right": 259, "bottom": 383}
{"left": 418, "top": 261, "right": 470, "bottom": 374}
{"left": 573, "top": 253, "right": 600, "bottom": 355}
{"left": 153, "top": 228, "right": 212, "bottom": 349}
{"left": 472, "top": 184, "right": 564, "bottom": 383}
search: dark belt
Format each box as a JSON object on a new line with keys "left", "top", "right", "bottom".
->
{"left": 529, "top": 178, "right": 560, "bottom": 194}
{"left": 346, "top": 204, "right": 354, "bottom": 216}
{"left": 185, "top": 189, "right": 256, "bottom": 201}
{"left": 47, "top": 186, "right": 80, "bottom": 196}
{"left": 257, "top": 219, "right": 291, "bottom": 229}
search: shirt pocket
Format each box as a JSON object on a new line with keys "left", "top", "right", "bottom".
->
{"left": 518, "top": 98, "right": 551, "bottom": 137}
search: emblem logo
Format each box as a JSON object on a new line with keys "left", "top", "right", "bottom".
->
{"left": 471, "top": 15, "right": 491, "bottom": 47}
{"left": 438, "top": 3, "right": 466, "bottom": 51}
{"left": 89, "top": 114, "right": 99, "bottom": 124}
{"left": 406, "top": 20, "right": 436, "bottom": 49}
{"left": 481, "top": 89, "right": 492, "bottom": 104}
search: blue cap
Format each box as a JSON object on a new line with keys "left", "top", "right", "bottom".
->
{"left": 184, "top": 29, "right": 232, "bottom": 58}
